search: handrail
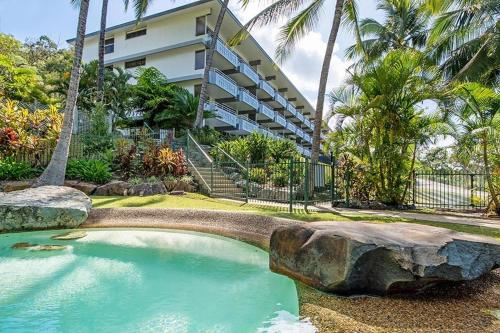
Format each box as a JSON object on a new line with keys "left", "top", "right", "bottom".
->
{"left": 188, "top": 159, "right": 212, "bottom": 192}
{"left": 216, "top": 146, "right": 247, "bottom": 172}
{"left": 187, "top": 131, "right": 213, "bottom": 163}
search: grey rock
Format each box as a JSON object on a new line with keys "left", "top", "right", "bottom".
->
{"left": 270, "top": 222, "right": 500, "bottom": 295}
{"left": 0, "top": 186, "right": 91, "bottom": 232}
{"left": 64, "top": 180, "right": 98, "bottom": 195}
{"left": 126, "top": 182, "right": 167, "bottom": 196}
{"left": 94, "top": 181, "right": 130, "bottom": 196}
{"left": 0, "top": 180, "right": 33, "bottom": 192}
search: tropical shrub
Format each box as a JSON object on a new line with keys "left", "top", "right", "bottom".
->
{"left": 66, "top": 159, "right": 112, "bottom": 184}
{"left": 270, "top": 169, "right": 288, "bottom": 187}
{"left": 142, "top": 145, "right": 188, "bottom": 177}
{"left": 192, "top": 126, "right": 222, "bottom": 146}
{"left": 0, "top": 157, "right": 36, "bottom": 180}
{"left": 249, "top": 167, "right": 267, "bottom": 184}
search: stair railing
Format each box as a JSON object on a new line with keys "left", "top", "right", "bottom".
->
{"left": 186, "top": 131, "right": 213, "bottom": 193}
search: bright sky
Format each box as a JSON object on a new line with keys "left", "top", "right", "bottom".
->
{"left": 0, "top": 0, "right": 382, "bottom": 107}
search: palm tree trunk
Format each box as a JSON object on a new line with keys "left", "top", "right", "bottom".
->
{"left": 311, "top": 0, "right": 345, "bottom": 163}
{"left": 482, "top": 134, "right": 500, "bottom": 215}
{"left": 97, "top": 0, "right": 109, "bottom": 101}
{"left": 33, "top": 0, "right": 90, "bottom": 187}
{"left": 194, "top": 0, "right": 229, "bottom": 128}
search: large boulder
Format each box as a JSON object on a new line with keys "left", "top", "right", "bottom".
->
{"left": 270, "top": 222, "right": 500, "bottom": 295}
{"left": 0, "top": 186, "right": 91, "bottom": 232}
{"left": 0, "top": 180, "right": 33, "bottom": 192}
{"left": 64, "top": 180, "right": 98, "bottom": 195}
{"left": 94, "top": 180, "right": 130, "bottom": 196}
{"left": 126, "top": 182, "right": 167, "bottom": 196}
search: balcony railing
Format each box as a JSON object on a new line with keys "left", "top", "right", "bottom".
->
{"left": 303, "top": 148, "right": 311, "bottom": 157}
{"left": 258, "top": 102, "right": 275, "bottom": 120}
{"left": 296, "top": 128, "right": 304, "bottom": 139}
{"left": 239, "top": 117, "right": 259, "bottom": 133}
{"left": 259, "top": 126, "right": 274, "bottom": 138}
{"left": 274, "top": 92, "right": 287, "bottom": 108}
{"left": 259, "top": 80, "right": 275, "bottom": 97}
{"left": 296, "top": 112, "right": 305, "bottom": 122}
{"left": 275, "top": 113, "right": 287, "bottom": 127}
{"left": 208, "top": 69, "right": 238, "bottom": 97}
{"left": 303, "top": 132, "right": 312, "bottom": 143}
{"left": 304, "top": 118, "right": 311, "bottom": 128}
{"left": 238, "top": 88, "right": 259, "bottom": 109}
{"left": 286, "top": 121, "right": 297, "bottom": 133}
{"left": 287, "top": 103, "right": 297, "bottom": 116}
{"left": 239, "top": 62, "right": 260, "bottom": 84}
{"left": 206, "top": 34, "right": 239, "bottom": 67}
{"left": 205, "top": 101, "right": 238, "bottom": 128}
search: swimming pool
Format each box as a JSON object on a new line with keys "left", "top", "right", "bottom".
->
{"left": 0, "top": 229, "right": 314, "bottom": 332}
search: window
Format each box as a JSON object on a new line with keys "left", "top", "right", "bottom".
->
{"left": 105, "top": 65, "right": 114, "bottom": 70}
{"left": 195, "top": 16, "right": 206, "bottom": 36}
{"left": 125, "top": 58, "right": 146, "bottom": 69}
{"left": 126, "top": 28, "right": 147, "bottom": 39}
{"left": 195, "top": 50, "right": 205, "bottom": 70}
{"left": 194, "top": 84, "right": 202, "bottom": 97}
{"left": 104, "top": 37, "right": 114, "bottom": 54}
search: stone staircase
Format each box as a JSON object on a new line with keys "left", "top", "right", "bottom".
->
{"left": 178, "top": 135, "right": 246, "bottom": 200}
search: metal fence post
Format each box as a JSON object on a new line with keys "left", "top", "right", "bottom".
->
{"left": 330, "top": 154, "right": 335, "bottom": 208}
{"left": 245, "top": 160, "right": 250, "bottom": 203}
{"left": 470, "top": 174, "right": 474, "bottom": 207}
{"left": 210, "top": 162, "right": 214, "bottom": 197}
{"left": 304, "top": 160, "right": 309, "bottom": 211}
{"left": 345, "top": 165, "right": 351, "bottom": 207}
{"left": 412, "top": 170, "right": 416, "bottom": 206}
{"left": 289, "top": 158, "right": 294, "bottom": 213}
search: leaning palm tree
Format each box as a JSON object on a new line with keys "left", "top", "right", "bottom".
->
{"left": 194, "top": 0, "right": 230, "bottom": 128}
{"left": 34, "top": 0, "right": 90, "bottom": 186}
{"left": 345, "top": 0, "right": 431, "bottom": 62}
{"left": 231, "top": 0, "right": 361, "bottom": 162}
{"left": 426, "top": 0, "right": 499, "bottom": 85}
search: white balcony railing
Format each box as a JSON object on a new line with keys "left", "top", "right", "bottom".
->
{"left": 259, "top": 102, "right": 275, "bottom": 120}
{"left": 239, "top": 62, "right": 260, "bottom": 84}
{"left": 275, "top": 113, "right": 287, "bottom": 127}
{"left": 286, "top": 121, "right": 297, "bottom": 133}
{"left": 296, "top": 112, "right": 305, "bottom": 122}
{"left": 239, "top": 88, "right": 259, "bottom": 109}
{"left": 274, "top": 92, "right": 287, "bottom": 108}
{"left": 205, "top": 102, "right": 238, "bottom": 128}
{"left": 239, "top": 117, "right": 259, "bottom": 133}
{"left": 206, "top": 34, "right": 240, "bottom": 67}
{"left": 303, "top": 148, "right": 311, "bottom": 157}
{"left": 208, "top": 69, "right": 238, "bottom": 97}
{"left": 287, "top": 103, "right": 297, "bottom": 116}
{"left": 304, "top": 118, "right": 311, "bottom": 128}
{"left": 296, "top": 128, "right": 304, "bottom": 139}
{"left": 259, "top": 80, "right": 275, "bottom": 97}
{"left": 303, "top": 132, "right": 312, "bottom": 143}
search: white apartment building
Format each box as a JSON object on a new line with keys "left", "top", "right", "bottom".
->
{"left": 72, "top": 0, "right": 326, "bottom": 157}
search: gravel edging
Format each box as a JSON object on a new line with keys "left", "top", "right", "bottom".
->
{"left": 82, "top": 208, "right": 500, "bottom": 333}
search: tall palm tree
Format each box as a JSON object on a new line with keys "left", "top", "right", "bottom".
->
{"left": 231, "top": 0, "right": 361, "bottom": 162}
{"left": 345, "top": 0, "right": 431, "bottom": 62}
{"left": 34, "top": 0, "right": 90, "bottom": 186}
{"left": 194, "top": 0, "right": 230, "bottom": 128}
{"left": 97, "top": 0, "right": 109, "bottom": 100}
{"left": 426, "top": 0, "right": 499, "bottom": 85}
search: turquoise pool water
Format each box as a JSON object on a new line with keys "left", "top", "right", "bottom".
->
{"left": 0, "top": 229, "right": 314, "bottom": 333}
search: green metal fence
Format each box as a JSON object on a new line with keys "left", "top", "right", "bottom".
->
{"left": 411, "top": 171, "right": 492, "bottom": 209}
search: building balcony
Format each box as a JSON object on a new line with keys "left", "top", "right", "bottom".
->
{"left": 287, "top": 103, "right": 297, "bottom": 117}
{"left": 238, "top": 88, "right": 259, "bottom": 110}
{"left": 296, "top": 128, "right": 304, "bottom": 139}
{"left": 208, "top": 69, "right": 238, "bottom": 97}
{"left": 259, "top": 80, "right": 275, "bottom": 97}
{"left": 275, "top": 113, "right": 287, "bottom": 128}
{"left": 238, "top": 117, "right": 259, "bottom": 134}
{"left": 286, "top": 121, "right": 297, "bottom": 134}
{"left": 303, "top": 132, "right": 312, "bottom": 144}
{"left": 274, "top": 92, "right": 287, "bottom": 108}
{"left": 258, "top": 102, "right": 275, "bottom": 120}
{"left": 304, "top": 118, "right": 311, "bottom": 129}
{"left": 296, "top": 112, "right": 305, "bottom": 122}
{"left": 238, "top": 62, "right": 260, "bottom": 85}
{"left": 303, "top": 148, "right": 311, "bottom": 157}
{"left": 204, "top": 102, "right": 238, "bottom": 129}
{"left": 259, "top": 126, "right": 274, "bottom": 138}
{"left": 206, "top": 35, "right": 239, "bottom": 68}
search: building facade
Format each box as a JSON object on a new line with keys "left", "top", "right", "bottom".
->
{"left": 73, "top": 0, "right": 326, "bottom": 157}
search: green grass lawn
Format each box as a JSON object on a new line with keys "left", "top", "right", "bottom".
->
{"left": 92, "top": 193, "right": 500, "bottom": 240}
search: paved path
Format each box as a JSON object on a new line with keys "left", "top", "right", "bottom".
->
{"left": 323, "top": 207, "right": 500, "bottom": 230}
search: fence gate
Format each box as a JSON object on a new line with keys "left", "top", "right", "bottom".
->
{"left": 412, "top": 172, "right": 490, "bottom": 209}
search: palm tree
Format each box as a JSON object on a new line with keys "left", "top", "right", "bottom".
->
{"left": 449, "top": 82, "right": 499, "bottom": 214}
{"left": 194, "top": 0, "right": 230, "bottom": 128}
{"left": 97, "top": 0, "right": 109, "bottom": 100}
{"left": 327, "top": 49, "right": 447, "bottom": 204}
{"left": 230, "top": 0, "right": 363, "bottom": 162}
{"left": 34, "top": 0, "right": 90, "bottom": 186}
{"left": 345, "top": 0, "right": 431, "bottom": 61}
{"left": 426, "top": 0, "right": 499, "bottom": 85}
